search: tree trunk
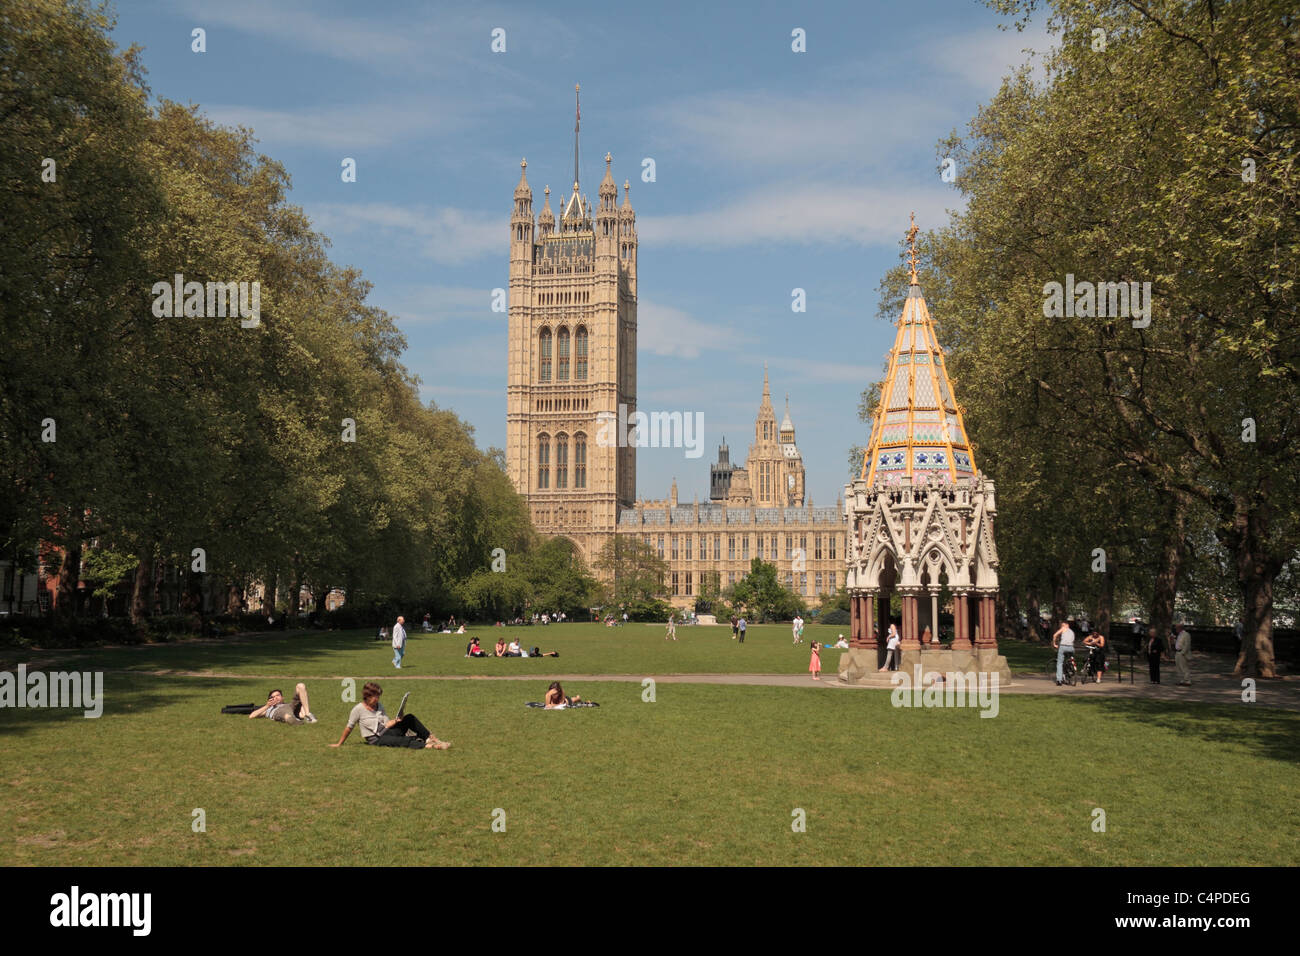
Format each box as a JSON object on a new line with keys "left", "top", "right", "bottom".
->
{"left": 55, "top": 541, "right": 82, "bottom": 621}
{"left": 1230, "top": 500, "right": 1282, "bottom": 679}
{"left": 227, "top": 582, "right": 244, "bottom": 615}
{"left": 1004, "top": 589, "right": 1025, "bottom": 640}
{"left": 263, "top": 572, "right": 278, "bottom": 615}
{"left": 1094, "top": 562, "right": 1116, "bottom": 638}
{"left": 315, "top": 587, "right": 328, "bottom": 616}
{"left": 1149, "top": 494, "right": 1188, "bottom": 653}
{"left": 1026, "top": 586, "right": 1044, "bottom": 642}
{"left": 152, "top": 559, "right": 165, "bottom": 615}
{"left": 130, "top": 552, "right": 154, "bottom": 626}
{"left": 1050, "top": 566, "right": 1070, "bottom": 627}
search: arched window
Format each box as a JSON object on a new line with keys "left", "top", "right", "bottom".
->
{"left": 575, "top": 327, "right": 588, "bottom": 380}
{"left": 555, "top": 433, "right": 568, "bottom": 489}
{"left": 574, "top": 433, "right": 586, "bottom": 489}
{"left": 537, "top": 434, "right": 550, "bottom": 489}
{"left": 539, "top": 328, "right": 552, "bottom": 382}
{"left": 557, "top": 327, "right": 570, "bottom": 381}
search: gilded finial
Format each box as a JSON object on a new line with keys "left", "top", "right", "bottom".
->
{"left": 906, "top": 212, "right": 919, "bottom": 284}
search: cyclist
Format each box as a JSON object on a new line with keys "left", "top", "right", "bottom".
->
{"left": 1052, "top": 619, "right": 1076, "bottom": 686}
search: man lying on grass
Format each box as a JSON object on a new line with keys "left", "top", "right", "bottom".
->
{"left": 331, "top": 682, "right": 451, "bottom": 750}
{"left": 249, "top": 684, "right": 317, "bottom": 724}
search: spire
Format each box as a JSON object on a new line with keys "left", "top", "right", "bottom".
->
{"left": 861, "top": 217, "right": 977, "bottom": 487}
{"left": 573, "top": 84, "right": 581, "bottom": 195}
{"left": 621, "top": 180, "right": 633, "bottom": 211}
{"left": 514, "top": 158, "right": 531, "bottom": 198}
{"left": 781, "top": 394, "right": 793, "bottom": 434}
{"left": 906, "top": 210, "right": 919, "bottom": 286}
{"left": 762, "top": 363, "right": 770, "bottom": 400}
{"left": 538, "top": 185, "right": 554, "bottom": 232}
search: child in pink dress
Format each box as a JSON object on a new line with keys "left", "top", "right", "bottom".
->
{"left": 809, "top": 642, "right": 821, "bottom": 680}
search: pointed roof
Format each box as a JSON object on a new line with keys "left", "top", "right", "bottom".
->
{"left": 621, "top": 180, "right": 633, "bottom": 212}
{"left": 514, "top": 158, "right": 531, "bottom": 198}
{"left": 781, "top": 395, "right": 793, "bottom": 433}
{"left": 539, "top": 185, "right": 554, "bottom": 226}
{"left": 861, "top": 216, "right": 978, "bottom": 486}
{"left": 599, "top": 152, "right": 616, "bottom": 197}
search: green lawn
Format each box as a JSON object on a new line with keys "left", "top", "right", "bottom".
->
{"left": 15, "top": 622, "right": 862, "bottom": 678}
{"left": 2, "top": 630, "right": 1297, "bottom": 865}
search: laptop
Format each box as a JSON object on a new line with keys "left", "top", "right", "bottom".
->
{"left": 396, "top": 692, "right": 410, "bottom": 718}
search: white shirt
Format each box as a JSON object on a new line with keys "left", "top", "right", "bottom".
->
{"left": 1059, "top": 627, "right": 1075, "bottom": 648}
{"left": 1175, "top": 629, "right": 1190, "bottom": 653}
{"left": 391, "top": 623, "right": 406, "bottom": 649}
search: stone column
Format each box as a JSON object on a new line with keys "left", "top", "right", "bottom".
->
{"left": 976, "top": 594, "right": 997, "bottom": 647}
{"left": 900, "top": 590, "right": 921, "bottom": 648}
{"left": 952, "top": 593, "right": 972, "bottom": 649}
{"left": 930, "top": 590, "right": 940, "bottom": 644}
{"left": 864, "top": 593, "right": 878, "bottom": 648}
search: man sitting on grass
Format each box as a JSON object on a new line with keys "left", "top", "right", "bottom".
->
{"left": 249, "top": 684, "right": 317, "bottom": 724}
{"left": 331, "top": 682, "right": 450, "bottom": 750}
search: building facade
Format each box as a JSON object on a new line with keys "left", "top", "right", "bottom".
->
{"left": 505, "top": 97, "right": 638, "bottom": 567}
{"left": 505, "top": 101, "right": 844, "bottom": 608}
{"left": 616, "top": 369, "right": 846, "bottom": 610}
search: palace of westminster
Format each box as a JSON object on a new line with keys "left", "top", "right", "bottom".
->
{"left": 506, "top": 91, "right": 845, "bottom": 610}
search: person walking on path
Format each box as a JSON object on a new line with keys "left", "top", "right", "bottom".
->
{"left": 391, "top": 615, "right": 407, "bottom": 669}
{"left": 737, "top": 616, "right": 747, "bottom": 643}
{"left": 809, "top": 642, "right": 821, "bottom": 680}
{"left": 1145, "top": 626, "right": 1165, "bottom": 684}
{"left": 1174, "top": 623, "right": 1193, "bottom": 686}
{"left": 792, "top": 614, "right": 804, "bottom": 645}
{"left": 665, "top": 614, "right": 677, "bottom": 641}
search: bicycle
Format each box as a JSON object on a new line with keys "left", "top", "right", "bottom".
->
{"left": 1045, "top": 648, "right": 1079, "bottom": 685}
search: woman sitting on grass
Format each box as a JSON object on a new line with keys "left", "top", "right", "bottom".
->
{"left": 494, "top": 636, "right": 508, "bottom": 657}
{"left": 331, "top": 682, "right": 450, "bottom": 750}
{"left": 544, "top": 681, "right": 581, "bottom": 709}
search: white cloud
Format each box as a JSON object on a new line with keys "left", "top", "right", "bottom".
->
{"left": 638, "top": 300, "right": 750, "bottom": 360}
{"left": 307, "top": 202, "right": 502, "bottom": 266}
{"left": 645, "top": 89, "right": 956, "bottom": 171}
{"left": 374, "top": 285, "right": 501, "bottom": 325}
{"left": 927, "top": 22, "right": 1056, "bottom": 91}
{"left": 202, "top": 102, "right": 450, "bottom": 150}
{"left": 640, "top": 184, "right": 957, "bottom": 248}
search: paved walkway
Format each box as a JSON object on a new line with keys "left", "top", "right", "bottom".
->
{"left": 94, "top": 653, "right": 1300, "bottom": 712}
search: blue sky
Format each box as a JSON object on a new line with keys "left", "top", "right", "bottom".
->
{"left": 109, "top": 0, "right": 1050, "bottom": 507}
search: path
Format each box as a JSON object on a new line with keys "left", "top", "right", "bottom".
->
{"left": 96, "top": 656, "right": 1300, "bottom": 712}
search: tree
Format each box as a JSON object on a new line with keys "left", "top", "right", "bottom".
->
{"left": 730, "top": 558, "right": 806, "bottom": 622}
{"left": 594, "top": 536, "right": 667, "bottom": 604}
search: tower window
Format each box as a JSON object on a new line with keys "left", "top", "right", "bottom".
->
{"left": 575, "top": 326, "right": 588, "bottom": 380}
{"left": 537, "top": 435, "right": 550, "bottom": 490}
{"left": 574, "top": 433, "right": 586, "bottom": 489}
{"left": 539, "top": 329, "right": 552, "bottom": 382}
{"left": 555, "top": 433, "right": 568, "bottom": 489}
{"left": 557, "top": 327, "right": 570, "bottom": 381}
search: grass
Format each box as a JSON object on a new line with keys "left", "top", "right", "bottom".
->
{"left": 2, "top": 627, "right": 1297, "bottom": 866}
{"left": 9, "top": 622, "right": 864, "bottom": 678}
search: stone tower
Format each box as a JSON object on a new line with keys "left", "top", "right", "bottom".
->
{"left": 745, "top": 366, "right": 805, "bottom": 508}
{"left": 840, "top": 216, "right": 1007, "bottom": 682}
{"left": 506, "top": 85, "right": 638, "bottom": 568}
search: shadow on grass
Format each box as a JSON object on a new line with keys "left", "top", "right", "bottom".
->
{"left": 0, "top": 671, "right": 210, "bottom": 738}
{"left": 1081, "top": 695, "right": 1300, "bottom": 766}
{"left": 1, "top": 628, "right": 388, "bottom": 676}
